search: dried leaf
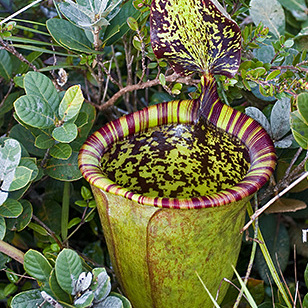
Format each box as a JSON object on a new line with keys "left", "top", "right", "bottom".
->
{"left": 265, "top": 197, "right": 306, "bottom": 214}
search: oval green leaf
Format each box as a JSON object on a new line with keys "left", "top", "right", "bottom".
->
{"left": 297, "top": 92, "right": 308, "bottom": 126}
{"left": 24, "top": 71, "right": 60, "bottom": 112}
{"left": 52, "top": 123, "right": 78, "bottom": 143}
{"left": 0, "top": 216, "right": 6, "bottom": 240}
{"left": 101, "top": 296, "right": 124, "bottom": 308}
{"left": 11, "top": 290, "right": 50, "bottom": 308}
{"left": 50, "top": 143, "right": 72, "bottom": 160}
{"left": 24, "top": 249, "right": 52, "bottom": 283}
{"left": 35, "top": 133, "right": 55, "bottom": 149}
{"left": 14, "top": 95, "right": 55, "bottom": 129}
{"left": 6, "top": 199, "right": 33, "bottom": 232}
{"left": 290, "top": 111, "right": 308, "bottom": 149}
{"left": 0, "top": 138, "right": 21, "bottom": 181}
{"left": 74, "top": 290, "right": 95, "bottom": 308}
{"left": 19, "top": 158, "right": 39, "bottom": 181}
{"left": 58, "top": 85, "right": 84, "bottom": 122}
{"left": 9, "top": 166, "right": 33, "bottom": 191}
{"left": 249, "top": 0, "right": 285, "bottom": 38}
{"left": 0, "top": 50, "right": 12, "bottom": 81}
{"left": 55, "top": 249, "right": 83, "bottom": 295}
{"left": 45, "top": 152, "right": 82, "bottom": 181}
{"left": 270, "top": 97, "right": 291, "bottom": 141}
{"left": 104, "top": 0, "right": 142, "bottom": 46}
{"left": 49, "top": 268, "right": 71, "bottom": 303}
{"left": 0, "top": 198, "right": 23, "bottom": 218}
{"left": 46, "top": 19, "right": 94, "bottom": 53}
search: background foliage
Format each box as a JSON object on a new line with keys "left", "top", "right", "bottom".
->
{"left": 0, "top": 0, "right": 308, "bottom": 307}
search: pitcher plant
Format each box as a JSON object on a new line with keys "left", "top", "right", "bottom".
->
{"left": 78, "top": 0, "right": 277, "bottom": 307}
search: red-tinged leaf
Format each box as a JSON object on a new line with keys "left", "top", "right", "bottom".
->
{"left": 150, "top": 0, "right": 241, "bottom": 77}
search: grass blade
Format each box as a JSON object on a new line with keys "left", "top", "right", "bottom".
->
{"left": 195, "top": 271, "right": 221, "bottom": 308}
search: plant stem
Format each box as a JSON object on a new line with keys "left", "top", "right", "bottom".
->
{"left": 99, "top": 72, "right": 199, "bottom": 110}
{"left": 32, "top": 215, "right": 63, "bottom": 249}
{"left": 61, "top": 181, "right": 70, "bottom": 244}
{"left": 247, "top": 203, "right": 293, "bottom": 308}
{"left": 0, "top": 240, "right": 24, "bottom": 265}
{"left": 63, "top": 207, "right": 96, "bottom": 244}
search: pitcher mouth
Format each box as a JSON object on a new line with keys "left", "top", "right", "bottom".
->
{"left": 78, "top": 99, "right": 276, "bottom": 209}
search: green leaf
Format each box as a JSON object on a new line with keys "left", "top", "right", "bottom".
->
{"left": 19, "top": 158, "right": 39, "bottom": 181}
{"left": 35, "top": 133, "right": 55, "bottom": 149}
{"left": 49, "top": 268, "right": 71, "bottom": 302}
{"left": 0, "top": 91, "right": 20, "bottom": 116}
{"left": 249, "top": 0, "right": 285, "bottom": 38}
{"left": 297, "top": 92, "right": 308, "bottom": 126}
{"left": 47, "top": 19, "right": 95, "bottom": 53}
{"left": 58, "top": 2, "right": 94, "bottom": 30}
{"left": 270, "top": 98, "right": 291, "bottom": 141}
{"left": 109, "top": 293, "right": 132, "bottom": 308}
{"left": 9, "top": 124, "right": 46, "bottom": 157}
{"left": 0, "top": 138, "right": 21, "bottom": 181}
{"left": 70, "top": 102, "right": 96, "bottom": 151}
{"left": 68, "top": 217, "right": 81, "bottom": 229}
{"left": 92, "top": 268, "right": 111, "bottom": 302}
{"left": 150, "top": 0, "right": 241, "bottom": 77}
{"left": 101, "top": 296, "right": 124, "bottom": 308}
{"left": 24, "top": 249, "right": 52, "bottom": 283}
{"left": 58, "top": 85, "right": 84, "bottom": 122}
{"left": 75, "top": 112, "right": 88, "bottom": 128}
{"left": 278, "top": 0, "right": 307, "bottom": 21}
{"left": 104, "top": 0, "right": 142, "bottom": 46}
{"left": 0, "top": 216, "right": 6, "bottom": 240}
{"left": 290, "top": 111, "right": 308, "bottom": 149}
{"left": 45, "top": 152, "right": 82, "bottom": 181}
{"left": 0, "top": 50, "right": 12, "bottom": 81}
{"left": 28, "top": 222, "right": 49, "bottom": 236}
{"left": 74, "top": 290, "right": 95, "bottom": 308}
{"left": 52, "top": 123, "right": 78, "bottom": 143}
{"left": 159, "top": 73, "right": 166, "bottom": 87}
{"left": 303, "top": 294, "right": 308, "bottom": 308}
{"left": 6, "top": 199, "right": 33, "bottom": 232}
{"left": 127, "top": 17, "right": 138, "bottom": 31}
{"left": 6, "top": 268, "right": 19, "bottom": 284}
{"left": 50, "top": 143, "right": 72, "bottom": 159}
{"left": 14, "top": 95, "right": 55, "bottom": 129}
{"left": 11, "top": 289, "right": 53, "bottom": 308}
{"left": 24, "top": 71, "right": 60, "bottom": 112}
{"left": 0, "top": 138, "right": 21, "bottom": 204}
{"left": 81, "top": 186, "right": 92, "bottom": 200}
{"left": 266, "top": 69, "right": 281, "bottom": 81}
{"left": 9, "top": 166, "right": 33, "bottom": 191}
{"left": 55, "top": 249, "right": 83, "bottom": 295}
{"left": 16, "top": 51, "right": 44, "bottom": 75}
{"left": 11, "top": 43, "right": 78, "bottom": 57}
{"left": 304, "top": 262, "right": 308, "bottom": 288}
{"left": 245, "top": 107, "right": 272, "bottom": 135}
{"left": 0, "top": 198, "right": 23, "bottom": 218}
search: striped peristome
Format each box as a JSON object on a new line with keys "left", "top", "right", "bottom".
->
{"left": 150, "top": 0, "right": 241, "bottom": 77}
{"left": 78, "top": 77, "right": 276, "bottom": 209}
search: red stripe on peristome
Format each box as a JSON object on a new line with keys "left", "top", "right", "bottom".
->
{"left": 225, "top": 108, "right": 237, "bottom": 133}
{"left": 126, "top": 112, "right": 137, "bottom": 135}
{"left": 97, "top": 125, "right": 116, "bottom": 147}
{"left": 78, "top": 149, "right": 101, "bottom": 162}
